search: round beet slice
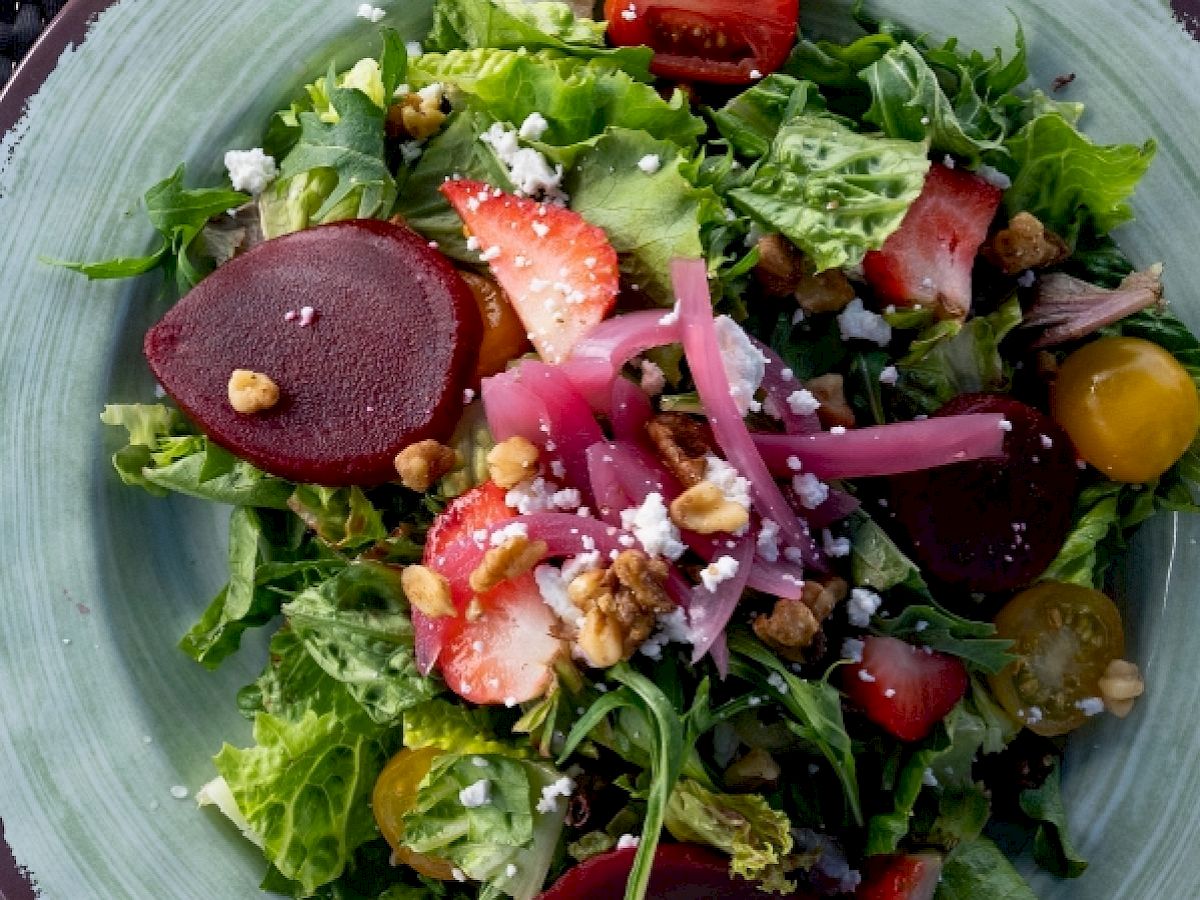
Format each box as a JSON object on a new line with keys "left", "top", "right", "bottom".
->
{"left": 889, "top": 394, "right": 1077, "bottom": 593}
{"left": 538, "top": 844, "right": 815, "bottom": 899}
{"left": 144, "top": 220, "right": 481, "bottom": 486}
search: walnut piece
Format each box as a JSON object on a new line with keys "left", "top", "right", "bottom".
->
{"left": 985, "top": 212, "right": 1069, "bottom": 275}
{"left": 487, "top": 436, "right": 541, "bottom": 489}
{"left": 569, "top": 550, "right": 674, "bottom": 668}
{"left": 469, "top": 536, "right": 549, "bottom": 593}
{"left": 753, "top": 576, "right": 848, "bottom": 662}
{"left": 387, "top": 90, "right": 447, "bottom": 142}
{"left": 724, "top": 748, "right": 782, "bottom": 791}
{"left": 795, "top": 267, "right": 856, "bottom": 315}
{"left": 227, "top": 369, "right": 280, "bottom": 414}
{"left": 669, "top": 481, "right": 750, "bottom": 535}
{"left": 646, "top": 412, "right": 715, "bottom": 488}
{"left": 805, "top": 374, "right": 856, "bottom": 430}
{"left": 401, "top": 564, "right": 456, "bottom": 618}
{"left": 754, "top": 234, "right": 807, "bottom": 296}
{"left": 1097, "top": 658, "right": 1145, "bottom": 718}
{"left": 394, "top": 439, "right": 460, "bottom": 492}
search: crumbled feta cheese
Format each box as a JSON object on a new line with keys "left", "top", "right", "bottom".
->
{"left": 405, "top": 40, "right": 424, "bottom": 58}
{"left": 561, "top": 551, "right": 602, "bottom": 583}
{"left": 399, "top": 140, "right": 423, "bottom": 165}
{"left": 532, "top": 220, "right": 551, "bottom": 238}
{"left": 792, "top": 472, "right": 829, "bottom": 509}
{"left": 923, "top": 768, "right": 940, "bottom": 787}
{"left": 786, "top": 388, "right": 821, "bottom": 416}
{"left": 505, "top": 863, "right": 519, "bottom": 878}
{"left": 914, "top": 620, "right": 929, "bottom": 633}
{"left": 452, "top": 868, "right": 467, "bottom": 882}
{"left": 700, "top": 555, "right": 740, "bottom": 592}
{"left": 459, "top": 779, "right": 492, "bottom": 808}
{"left": 536, "top": 776, "right": 576, "bottom": 813}
{"left": 749, "top": 68, "right": 763, "bottom": 79}
{"left": 170, "top": 785, "right": 190, "bottom": 800}
{"left": 506, "top": 477, "right": 556, "bottom": 514}
{"left": 841, "top": 637, "right": 865, "bottom": 663}
{"left": 998, "top": 418, "right": 1013, "bottom": 432}
{"left": 1017, "top": 269, "right": 1037, "bottom": 288}
{"left": 786, "top": 456, "right": 803, "bottom": 472}
{"left": 356, "top": 3, "right": 386, "bottom": 23}
{"left": 637, "top": 153, "right": 662, "bottom": 174}
{"left": 822, "top": 529, "right": 851, "bottom": 557}
{"left": 756, "top": 519, "right": 781, "bottom": 562}
{"left": 463, "top": 388, "right": 476, "bottom": 404}
{"left": 942, "top": 154, "right": 957, "bottom": 169}
{"left": 1024, "top": 706, "right": 1044, "bottom": 725}
{"left": 552, "top": 488, "right": 582, "bottom": 511}
{"left": 223, "top": 148, "right": 277, "bottom": 196}
{"left": 879, "top": 365, "right": 899, "bottom": 386}
{"left": 617, "top": 834, "right": 641, "bottom": 850}
{"left": 714, "top": 315, "right": 768, "bottom": 415}
{"left": 847, "top": 588, "right": 882, "bottom": 627}
{"left": 490, "top": 522, "right": 529, "bottom": 546}
{"left": 620, "top": 2, "right": 638, "bottom": 20}
{"left": 1076, "top": 696, "right": 1105, "bottom": 717}
{"left": 518, "top": 112, "right": 549, "bottom": 141}
{"left": 976, "top": 164, "right": 1012, "bottom": 190}
{"left": 704, "top": 455, "right": 751, "bottom": 510}
{"left": 535, "top": 565, "right": 582, "bottom": 628}
{"left": 480, "top": 122, "right": 566, "bottom": 203}
{"left": 857, "top": 669, "right": 877, "bottom": 682}
{"left": 620, "top": 493, "right": 687, "bottom": 560}
{"left": 416, "top": 82, "right": 444, "bottom": 108}
{"left": 640, "top": 359, "right": 666, "bottom": 396}
{"left": 1039, "top": 433, "right": 1054, "bottom": 449}
{"left": 550, "top": 460, "right": 567, "bottom": 479}
{"left": 766, "top": 671, "right": 789, "bottom": 695}
{"left": 640, "top": 606, "right": 693, "bottom": 659}
{"left": 837, "top": 299, "right": 892, "bottom": 346}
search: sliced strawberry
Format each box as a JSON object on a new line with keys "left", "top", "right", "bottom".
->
{"left": 863, "top": 164, "right": 1003, "bottom": 320}
{"left": 857, "top": 854, "right": 943, "bottom": 900}
{"left": 440, "top": 179, "right": 620, "bottom": 364}
{"left": 842, "top": 636, "right": 968, "bottom": 742}
{"left": 414, "top": 482, "right": 562, "bottom": 704}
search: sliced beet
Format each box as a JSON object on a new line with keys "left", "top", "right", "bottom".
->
{"left": 144, "top": 220, "right": 480, "bottom": 486}
{"left": 537, "top": 844, "right": 815, "bottom": 900}
{"left": 889, "top": 394, "right": 1077, "bottom": 593}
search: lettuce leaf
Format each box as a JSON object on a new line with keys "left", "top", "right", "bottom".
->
{"left": 848, "top": 511, "right": 932, "bottom": 599}
{"left": 282, "top": 561, "right": 441, "bottom": 725}
{"left": 566, "top": 129, "right": 723, "bottom": 305}
{"left": 1019, "top": 759, "right": 1087, "bottom": 878}
{"left": 783, "top": 32, "right": 899, "bottom": 117}
{"left": 214, "top": 709, "right": 394, "bottom": 896}
{"left": 935, "top": 837, "right": 1037, "bottom": 899}
{"left": 1003, "top": 113, "right": 1155, "bottom": 244}
{"left": 287, "top": 485, "right": 388, "bottom": 552}
{"left": 727, "top": 114, "right": 930, "bottom": 271}
{"left": 665, "top": 779, "right": 795, "bottom": 892}
{"left": 875, "top": 605, "right": 1015, "bottom": 674}
{"left": 896, "top": 296, "right": 1022, "bottom": 415}
{"left": 710, "top": 75, "right": 828, "bottom": 159}
{"left": 402, "top": 698, "right": 520, "bottom": 757}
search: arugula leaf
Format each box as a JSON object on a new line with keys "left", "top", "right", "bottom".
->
{"left": 848, "top": 511, "right": 932, "bottom": 599}
{"left": 47, "top": 164, "right": 248, "bottom": 287}
{"left": 728, "top": 114, "right": 930, "bottom": 272}
{"left": 665, "top": 779, "right": 795, "bottom": 892}
{"left": 1004, "top": 113, "right": 1155, "bottom": 244}
{"left": 214, "top": 710, "right": 394, "bottom": 896}
{"left": 282, "top": 561, "right": 441, "bottom": 725}
{"left": 875, "top": 605, "right": 1015, "bottom": 674}
{"left": 566, "top": 129, "right": 723, "bottom": 305}
{"left": 288, "top": 485, "right": 387, "bottom": 551}
{"left": 378, "top": 28, "right": 409, "bottom": 100}
{"left": 896, "top": 296, "right": 1022, "bottom": 415}
{"left": 934, "top": 836, "right": 1037, "bottom": 899}
{"left": 1019, "top": 759, "right": 1088, "bottom": 878}
{"left": 728, "top": 632, "right": 862, "bottom": 825}
{"left": 426, "top": 0, "right": 652, "bottom": 75}
{"left": 710, "top": 75, "right": 828, "bottom": 159}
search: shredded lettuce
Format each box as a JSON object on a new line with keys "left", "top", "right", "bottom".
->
{"left": 728, "top": 114, "right": 930, "bottom": 271}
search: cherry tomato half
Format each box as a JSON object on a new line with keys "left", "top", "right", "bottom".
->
{"left": 460, "top": 271, "right": 531, "bottom": 383}
{"left": 373, "top": 747, "right": 459, "bottom": 881}
{"left": 604, "top": 0, "right": 800, "bottom": 85}
{"left": 1052, "top": 336, "right": 1200, "bottom": 483}
{"left": 988, "top": 582, "right": 1125, "bottom": 737}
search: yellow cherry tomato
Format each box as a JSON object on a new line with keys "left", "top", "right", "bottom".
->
{"left": 1052, "top": 336, "right": 1200, "bottom": 483}
{"left": 372, "top": 747, "right": 458, "bottom": 881}
{"left": 460, "top": 271, "right": 531, "bottom": 382}
{"left": 988, "top": 582, "right": 1125, "bottom": 737}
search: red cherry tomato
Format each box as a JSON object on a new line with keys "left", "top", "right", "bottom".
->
{"left": 604, "top": 0, "right": 800, "bottom": 84}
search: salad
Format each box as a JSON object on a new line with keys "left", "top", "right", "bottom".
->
{"left": 55, "top": 0, "right": 1200, "bottom": 897}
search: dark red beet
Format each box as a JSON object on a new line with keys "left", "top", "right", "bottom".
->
{"left": 889, "top": 394, "right": 1077, "bottom": 593}
{"left": 144, "top": 220, "right": 481, "bottom": 486}
{"left": 538, "top": 844, "right": 814, "bottom": 900}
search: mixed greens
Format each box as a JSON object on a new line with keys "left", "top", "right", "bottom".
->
{"left": 66, "top": 0, "right": 1200, "bottom": 898}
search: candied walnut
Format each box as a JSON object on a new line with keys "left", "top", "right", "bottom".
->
{"left": 469, "top": 536, "right": 549, "bottom": 593}
{"left": 795, "top": 267, "right": 856, "bottom": 315}
{"left": 394, "top": 439, "right": 460, "bottom": 492}
{"left": 227, "top": 369, "right": 280, "bottom": 414}
{"left": 646, "top": 412, "right": 715, "bottom": 488}
{"left": 805, "top": 373, "right": 856, "bottom": 430}
{"left": 802, "top": 576, "right": 848, "bottom": 621}
{"left": 669, "top": 481, "right": 749, "bottom": 534}
{"left": 401, "top": 564, "right": 456, "bottom": 618}
{"left": 754, "top": 234, "right": 807, "bottom": 296}
{"left": 569, "top": 550, "right": 674, "bottom": 668}
{"left": 985, "top": 212, "right": 1070, "bottom": 275}
{"left": 487, "top": 436, "right": 540, "bottom": 489}
{"left": 387, "top": 90, "right": 446, "bottom": 142}
{"left": 1098, "top": 658, "right": 1145, "bottom": 718}
{"left": 753, "top": 599, "right": 820, "bottom": 663}
{"left": 724, "top": 748, "right": 782, "bottom": 792}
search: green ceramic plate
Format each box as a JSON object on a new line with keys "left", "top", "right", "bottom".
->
{"left": 2, "top": 0, "right": 1198, "bottom": 896}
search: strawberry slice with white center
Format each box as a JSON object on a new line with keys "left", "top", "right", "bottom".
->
{"left": 863, "top": 163, "right": 1003, "bottom": 320}
{"left": 842, "top": 635, "right": 968, "bottom": 742}
{"left": 857, "top": 854, "right": 944, "bottom": 900}
{"left": 414, "top": 481, "right": 563, "bottom": 705}
{"left": 441, "top": 179, "right": 620, "bottom": 364}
